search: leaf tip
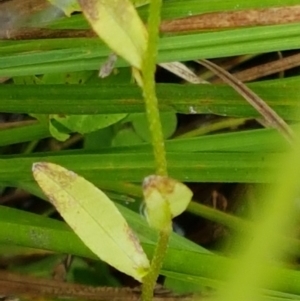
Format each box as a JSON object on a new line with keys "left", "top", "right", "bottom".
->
{"left": 32, "top": 162, "right": 45, "bottom": 173}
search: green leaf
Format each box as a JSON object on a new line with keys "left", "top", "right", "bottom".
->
{"left": 41, "top": 71, "right": 93, "bottom": 84}
{"left": 49, "top": 118, "right": 70, "bottom": 141}
{"left": 13, "top": 75, "right": 42, "bottom": 85}
{"left": 143, "top": 175, "right": 193, "bottom": 230}
{"left": 143, "top": 176, "right": 172, "bottom": 231}
{"left": 32, "top": 162, "right": 150, "bottom": 281}
{"left": 84, "top": 127, "right": 114, "bottom": 150}
{"left": 51, "top": 114, "right": 127, "bottom": 135}
{"left": 112, "top": 126, "right": 144, "bottom": 146}
{"left": 1, "top": 78, "right": 298, "bottom": 120}
{"left": 78, "top": 0, "right": 147, "bottom": 69}
{"left": 131, "top": 112, "right": 177, "bottom": 142}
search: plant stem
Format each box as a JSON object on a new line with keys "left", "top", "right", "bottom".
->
{"left": 141, "top": 1, "right": 171, "bottom": 301}
{"left": 141, "top": 0, "right": 167, "bottom": 177}
{"left": 142, "top": 228, "right": 171, "bottom": 301}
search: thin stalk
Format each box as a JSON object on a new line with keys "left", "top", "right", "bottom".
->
{"left": 142, "top": 229, "right": 171, "bottom": 301}
{"left": 141, "top": 0, "right": 167, "bottom": 177}
{"left": 141, "top": 0, "right": 171, "bottom": 301}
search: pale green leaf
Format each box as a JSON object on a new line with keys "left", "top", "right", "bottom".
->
{"left": 143, "top": 175, "right": 172, "bottom": 231}
{"left": 143, "top": 175, "right": 193, "bottom": 229}
{"left": 78, "top": 0, "right": 147, "bottom": 69}
{"left": 166, "top": 179, "right": 193, "bottom": 217}
{"left": 32, "top": 162, "right": 150, "bottom": 281}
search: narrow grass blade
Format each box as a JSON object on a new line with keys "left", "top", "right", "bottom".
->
{"left": 197, "top": 59, "right": 294, "bottom": 144}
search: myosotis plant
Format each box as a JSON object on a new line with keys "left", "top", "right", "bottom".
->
{"left": 32, "top": 1, "right": 193, "bottom": 301}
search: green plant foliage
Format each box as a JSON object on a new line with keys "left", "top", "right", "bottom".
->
{"left": 143, "top": 175, "right": 192, "bottom": 228}
{"left": 131, "top": 112, "right": 177, "bottom": 142}
{"left": 1, "top": 0, "right": 300, "bottom": 299}
{"left": 51, "top": 114, "right": 127, "bottom": 138}
{"left": 1, "top": 23, "right": 299, "bottom": 76}
{"left": 32, "top": 162, "right": 150, "bottom": 281}
{"left": 79, "top": 0, "right": 147, "bottom": 69}
{"left": 0, "top": 78, "right": 298, "bottom": 119}
{"left": 112, "top": 126, "right": 144, "bottom": 146}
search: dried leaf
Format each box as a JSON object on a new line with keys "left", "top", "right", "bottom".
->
{"left": 160, "top": 5, "right": 300, "bottom": 32}
{"left": 158, "top": 62, "right": 208, "bottom": 84}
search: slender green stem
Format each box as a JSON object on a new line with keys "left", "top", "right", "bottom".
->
{"left": 141, "top": 0, "right": 171, "bottom": 300}
{"left": 142, "top": 228, "right": 171, "bottom": 301}
{"left": 141, "top": 0, "right": 166, "bottom": 176}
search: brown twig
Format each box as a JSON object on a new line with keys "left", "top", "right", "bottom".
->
{"left": 0, "top": 119, "right": 37, "bottom": 130}
{"left": 0, "top": 270, "right": 195, "bottom": 301}
{"left": 0, "top": 28, "right": 96, "bottom": 39}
